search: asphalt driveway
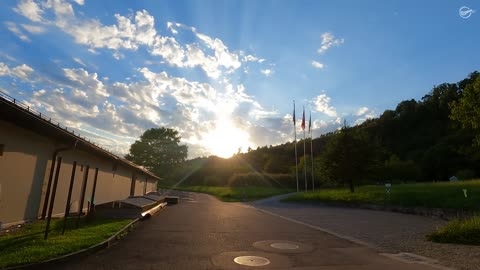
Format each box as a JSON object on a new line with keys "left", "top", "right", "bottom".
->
{"left": 49, "top": 191, "right": 446, "bottom": 270}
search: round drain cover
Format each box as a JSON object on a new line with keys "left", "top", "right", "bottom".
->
{"left": 234, "top": 256, "right": 270, "bottom": 266}
{"left": 270, "top": 243, "right": 299, "bottom": 250}
{"left": 253, "top": 240, "right": 314, "bottom": 253}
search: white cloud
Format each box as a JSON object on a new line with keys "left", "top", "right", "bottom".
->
{"left": 355, "top": 106, "right": 369, "bottom": 116}
{"left": 72, "top": 57, "right": 86, "bottom": 67}
{"left": 243, "top": 54, "right": 265, "bottom": 63}
{"left": 318, "top": 32, "right": 344, "bottom": 54}
{"left": 20, "top": 24, "right": 46, "bottom": 34}
{"left": 0, "top": 62, "right": 34, "bottom": 80}
{"left": 14, "top": 0, "right": 44, "bottom": 22}
{"left": 311, "top": 60, "right": 325, "bottom": 69}
{"left": 72, "top": 0, "right": 84, "bottom": 5}
{"left": 5, "top": 22, "right": 30, "bottom": 42}
{"left": 261, "top": 69, "right": 273, "bottom": 76}
{"left": 63, "top": 68, "right": 109, "bottom": 97}
{"left": 313, "top": 94, "right": 337, "bottom": 117}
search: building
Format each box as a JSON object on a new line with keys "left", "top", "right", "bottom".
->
{"left": 0, "top": 91, "right": 160, "bottom": 229}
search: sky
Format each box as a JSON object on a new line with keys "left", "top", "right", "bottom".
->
{"left": 0, "top": 0, "right": 479, "bottom": 159}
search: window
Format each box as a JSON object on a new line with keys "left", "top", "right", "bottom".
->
{"left": 0, "top": 144, "right": 4, "bottom": 156}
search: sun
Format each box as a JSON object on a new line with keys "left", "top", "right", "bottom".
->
{"left": 202, "top": 121, "right": 251, "bottom": 158}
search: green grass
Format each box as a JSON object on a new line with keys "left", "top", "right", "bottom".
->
{"left": 285, "top": 180, "right": 480, "bottom": 210}
{"left": 0, "top": 217, "right": 131, "bottom": 268}
{"left": 173, "top": 186, "right": 295, "bottom": 202}
{"left": 427, "top": 216, "right": 480, "bottom": 245}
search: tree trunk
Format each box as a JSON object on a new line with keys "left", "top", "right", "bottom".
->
{"left": 349, "top": 179, "right": 355, "bottom": 193}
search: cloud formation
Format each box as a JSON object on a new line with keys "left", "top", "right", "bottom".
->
{"left": 311, "top": 60, "right": 325, "bottom": 69}
{"left": 2, "top": 0, "right": 309, "bottom": 158}
{"left": 313, "top": 94, "right": 337, "bottom": 117}
{"left": 318, "top": 32, "right": 344, "bottom": 54}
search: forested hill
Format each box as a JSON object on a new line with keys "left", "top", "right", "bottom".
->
{"left": 170, "top": 71, "right": 480, "bottom": 188}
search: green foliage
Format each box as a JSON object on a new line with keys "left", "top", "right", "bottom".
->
{"left": 451, "top": 74, "right": 480, "bottom": 145}
{"left": 427, "top": 216, "right": 480, "bottom": 245}
{"left": 125, "top": 127, "right": 188, "bottom": 178}
{"left": 0, "top": 218, "right": 131, "bottom": 268}
{"left": 319, "top": 124, "right": 381, "bottom": 192}
{"left": 381, "top": 155, "right": 419, "bottom": 182}
{"left": 285, "top": 180, "right": 480, "bottom": 210}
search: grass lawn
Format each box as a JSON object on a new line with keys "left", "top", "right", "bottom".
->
{"left": 0, "top": 217, "right": 131, "bottom": 268}
{"left": 285, "top": 180, "right": 480, "bottom": 210}
{"left": 427, "top": 216, "right": 480, "bottom": 245}
{"left": 173, "top": 186, "right": 295, "bottom": 202}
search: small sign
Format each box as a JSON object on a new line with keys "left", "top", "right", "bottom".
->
{"left": 385, "top": 183, "right": 392, "bottom": 194}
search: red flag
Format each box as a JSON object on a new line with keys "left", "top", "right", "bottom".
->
{"left": 301, "top": 107, "right": 305, "bottom": 130}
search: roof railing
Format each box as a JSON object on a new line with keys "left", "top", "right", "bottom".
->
{"left": 0, "top": 90, "right": 158, "bottom": 178}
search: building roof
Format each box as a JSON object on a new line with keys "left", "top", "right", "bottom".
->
{"left": 0, "top": 90, "right": 161, "bottom": 180}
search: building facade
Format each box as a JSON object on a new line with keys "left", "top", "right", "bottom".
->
{"left": 0, "top": 92, "right": 160, "bottom": 228}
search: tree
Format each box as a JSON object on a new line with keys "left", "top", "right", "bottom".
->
{"left": 450, "top": 76, "right": 480, "bottom": 145}
{"left": 125, "top": 128, "right": 188, "bottom": 178}
{"left": 320, "top": 123, "right": 380, "bottom": 192}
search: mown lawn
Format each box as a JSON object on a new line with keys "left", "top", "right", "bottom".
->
{"left": 285, "top": 180, "right": 480, "bottom": 210}
{"left": 173, "top": 186, "right": 295, "bottom": 202}
{"left": 427, "top": 216, "right": 480, "bottom": 245}
{"left": 0, "top": 217, "right": 131, "bottom": 268}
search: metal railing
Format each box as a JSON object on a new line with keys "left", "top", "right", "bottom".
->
{"left": 0, "top": 90, "right": 110, "bottom": 149}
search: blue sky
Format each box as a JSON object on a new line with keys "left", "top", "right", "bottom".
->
{"left": 0, "top": 0, "right": 479, "bottom": 158}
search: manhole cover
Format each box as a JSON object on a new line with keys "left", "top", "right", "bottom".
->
{"left": 234, "top": 256, "right": 270, "bottom": 266}
{"left": 270, "top": 243, "right": 299, "bottom": 250}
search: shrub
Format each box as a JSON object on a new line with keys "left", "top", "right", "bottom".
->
{"left": 427, "top": 216, "right": 480, "bottom": 245}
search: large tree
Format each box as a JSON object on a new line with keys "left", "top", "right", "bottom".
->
{"left": 125, "top": 128, "right": 188, "bottom": 178}
{"left": 320, "top": 124, "right": 381, "bottom": 192}
{"left": 450, "top": 75, "right": 480, "bottom": 145}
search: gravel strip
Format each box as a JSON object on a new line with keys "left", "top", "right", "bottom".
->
{"left": 249, "top": 195, "right": 480, "bottom": 270}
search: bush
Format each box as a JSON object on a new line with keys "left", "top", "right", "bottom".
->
{"left": 456, "top": 169, "right": 476, "bottom": 181}
{"left": 227, "top": 173, "right": 295, "bottom": 188}
{"left": 427, "top": 216, "right": 480, "bottom": 245}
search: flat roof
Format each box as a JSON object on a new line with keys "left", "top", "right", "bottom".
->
{"left": 0, "top": 90, "right": 161, "bottom": 180}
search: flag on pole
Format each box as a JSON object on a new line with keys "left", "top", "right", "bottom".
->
{"left": 293, "top": 102, "right": 296, "bottom": 126}
{"left": 301, "top": 108, "right": 305, "bottom": 130}
{"left": 308, "top": 111, "right": 312, "bottom": 134}
{"left": 293, "top": 100, "right": 299, "bottom": 192}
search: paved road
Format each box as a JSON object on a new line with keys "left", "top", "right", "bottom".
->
{"left": 250, "top": 193, "right": 479, "bottom": 270}
{"left": 51, "top": 192, "right": 446, "bottom": 270}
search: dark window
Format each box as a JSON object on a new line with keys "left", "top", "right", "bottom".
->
{"left": 0, "top": 144, "right": 4, "bottom": 156}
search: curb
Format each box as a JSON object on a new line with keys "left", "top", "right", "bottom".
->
{"left": 283, "top": 199, "right": 479, "bottom": 220}
{"left": 2, "top": 218, "right": 140, "bottom": 270}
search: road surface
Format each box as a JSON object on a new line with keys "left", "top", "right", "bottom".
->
{"left": 50, "top": 191, "right": 447, "bottom": 270}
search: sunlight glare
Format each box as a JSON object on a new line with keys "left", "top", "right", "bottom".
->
{"left": 201, "top": 120, "right": 250, "bottom": 158}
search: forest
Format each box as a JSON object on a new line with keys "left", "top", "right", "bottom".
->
{"left": 166, "top": 71, "right": 480, "bottom": 191}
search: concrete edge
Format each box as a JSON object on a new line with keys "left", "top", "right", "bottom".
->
{"left": 246, "top": 205, "right": 455, "bottom": 270}
{"left": 2, "top": 218, "right": 141, "bottom": 270}
{"left": 282, "top": 198, "right": 478, "bottom": 221}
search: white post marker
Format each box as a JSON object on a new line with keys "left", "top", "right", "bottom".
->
{"left": 385, "top": 183, "right": 392, "bottom": 194}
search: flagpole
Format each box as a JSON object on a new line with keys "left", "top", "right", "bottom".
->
{"left": 293, "top": 100, "right": 299, "bottom": 192}
{"left": 310, "top": 111, "right": 315, "bottom": 192}
{"left": 303, "top": 106, "right": 307, "bottom": 192}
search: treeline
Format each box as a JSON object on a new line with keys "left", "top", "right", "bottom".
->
{"left": 170, "top": 71, "right": 480, "bottom": 191}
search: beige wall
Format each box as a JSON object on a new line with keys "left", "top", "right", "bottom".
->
{"left": 0, "top": 119, "right": 158, "bottom": 228}
{"left": 0, "top": 120, "right": 54, "bottom": 227}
